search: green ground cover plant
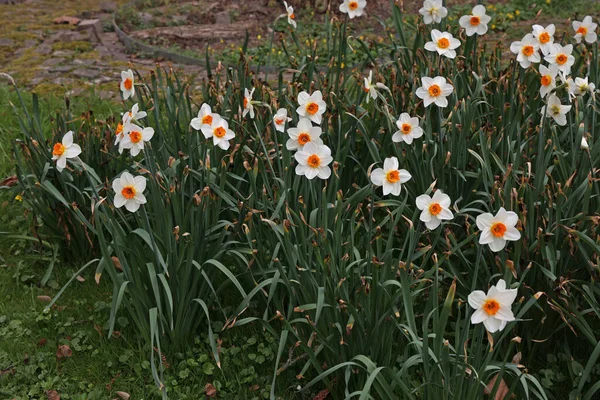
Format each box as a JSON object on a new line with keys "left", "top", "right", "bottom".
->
{"left": 3, "top": 0, "right": 600, "bottom": 399}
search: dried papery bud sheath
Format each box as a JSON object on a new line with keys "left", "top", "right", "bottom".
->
{"left": 283, "top": 219, "right": 292, "bottom": 232}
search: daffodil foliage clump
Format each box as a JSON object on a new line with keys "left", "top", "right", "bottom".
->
{"left": 12, "top": 1, "right": 600, "bottom": 398}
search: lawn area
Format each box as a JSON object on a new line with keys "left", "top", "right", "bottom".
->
{"left": 0, "top": 88, "right": 297, "bottom": 399}
{"left": 1, "top": 0, "right": 600, "bottom": 399}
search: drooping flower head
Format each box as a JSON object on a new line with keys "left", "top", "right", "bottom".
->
{"left": 243, "top": 88, "right": 255, "bottom": 119}
{"left": 364, "top": 70, "right": 378, "bottom": 103}
{"left": 296, "top": 90, "right": 327, "bottom": 125}
{"left": 573, "top": 77, "right": 596, "bottom": 97}
{"left": 286, "top": 118, "right": 323, "bottom": 151}
{"left": 459, "top": 5, "right": 491, "bottom": 37}
{"left": 114, "top": 123, "right": 125, "bottom": 146}
{"left": 424, "top": 30, "right": 461, "bottom": 59}
{"left": 370, "top": 157, "right": 411, "bottom": 196}
{"left": 476, "top": 207, "right": 521, "bottom": 252}
{"left": 392, "top": 113, "right": 423, "bottom": 145}
{"left": 416, "top": 76, "right": 454, "bottom": 108}
{"left": 112, "top": 172, "right": 147, "bottom": 213}
{"left": 541, "top": 94, "right": 572, "bottom": 126}
{"left": 51, "top": 131, "right": 81, "bottom": 172}
{"left": 415, "top": 190, "right": 453, "bottom": 230}
{"left": 294, "top": 142, "right": 333, "bottom": 180}
{"left": 468, "top": 279, "right": 517, "bottom": 333}
{"left": 538, "top": 64, "right": 559, "bottom": 98}
{"left": 581, "top": 137, "right": 590, "bottom": 150}
{"left": 339, "top": 0, "right": 366, "bottom": 19}
{"left": 120, "top": 69, "right": 135, "bottom": 100}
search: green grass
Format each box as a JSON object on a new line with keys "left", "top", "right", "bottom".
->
{"left": 0, "top": 260, "right": 295, "bottom": 399}
{"left": 0, "top": 85, "right": 304, "bottom": 399}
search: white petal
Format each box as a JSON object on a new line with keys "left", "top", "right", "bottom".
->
{"left": 317, "top": 166, "right": 331, "bottom": 179}
{"left": 438, "top": 208, "right": 453, "bottom": 220}
{"left": 471, "top": 307, "right": 488, "bottom": 324}
{"left": 62, "top": 131, "right": 74, "bottom": 147}
{"left": 398, "top": 169, "right": 411, "bottom": 183}
{"left": 503, "top": 226, "right": 521, "bottom": 241}
{"left": 476, "top": 213, "right": 493, "bottom": 230}
{"left": 483, "top": 316, "right": 502, "bottom": 332}
{"left": 479, "top": 228, "right": 494, "bottom": 245}
{"left": 415, "top": 194, "right": 431, "bottom": 210}
{"left": 419, "top": 209, "right": 432, "bottom": 222}
{"left": 66, "top": 144, "right": 81, "bottom": 158}
{"left": 488, "top": 237, "right": 507, "bottom": 252}
{"left": 370, "top": 168, "right": 386, "bottom": 186}
{"left": 496, "top": 288, "right": 518, "bottom": 306}
{"left": 425, "top": 217, "right": 441, "bottom": 230}
{"left": 56, "top": 156, "right": 67, "bottom": 170}
{"left": 468, "top": 290, "right": 487, "bottom": 309}
{"left": 134, "top": 176, "right": 146, "bottom": 192}
{"left": 125, "top": 200, "right": 141, "bottom": 213}
{"left": 298, "top": 91, "right": 310, "bottom": 105}
{"left": 114, "top": 193, "right": 127, "bottom": 208}
{"left": 383, "top": 157, "right": 399, "bottom": 171}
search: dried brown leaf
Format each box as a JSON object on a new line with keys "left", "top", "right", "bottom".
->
{"left": 204, "top": 383, "right": 217, "bottom": 397}
{"left": 56, "top": 344, "right": 72, "bottom": 359}
{"left": 111, "top": 256, "right": 123, "bottom": 271}
{"left": 484, "top": 374, "right": 509, "bottom": 399}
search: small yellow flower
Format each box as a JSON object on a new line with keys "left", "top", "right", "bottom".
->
{"left": 341, "top": 62, "right": 345, "bottom": 68}
{"left": 507, "top": 13, "right": 514, "bottom": 19}
{"left": 546, "top": 0, "right": 550, "bottom": 3}
{"left": 257, "top": 35, "right": 262, "bottom": 40}
{"left": 491, "top": 24, "right": 496, "bottom": 30}
{"left": 515, "top": 10, "right": 520, "bottom": 16}
{"left": 15, "top": 194, "right": 23, "bottom": 202}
